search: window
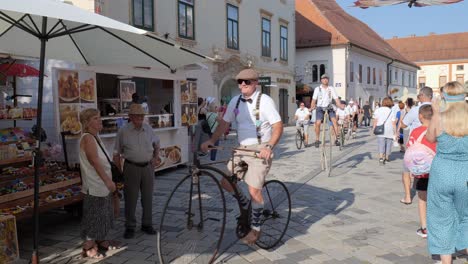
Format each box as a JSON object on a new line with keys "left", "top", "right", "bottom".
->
{"left": 312, "top": 64, "right": 318, "bottom": 83}
{"left": 367, "top": 67, "right": 370, "bottom": 84}
{"left": 439, "top": 76, "right": 447, "bottom": 88}
{"left": 379, "top": 69, "right": 382, "bottom": 85}
{"left": 419, "top": 77, "right": 426, "bottom": 89}
{"left": 178, "top": 0, "right": 194, "bottom": 39}
{"left": 307, "top": 61, "right": 328, "bottom": 83}
{"left": 261, "top": 18, "right": 271, "bottom": 57}
{"left": 280, "top": 25, "right": 288, "bottom": 61}
{"left": 401, "top": 71, "right": 405, "bottom": 85}
{"left": 350, "top": 62, "right": 354, "bottom": 82}
{"left": 227, "top": 4, "right": 239, "bottom": 49}
{"left": 395, "top": 69, "right": 398, "bottom": 82}
{"left": 372, "top": 68, "right": 376, "bottom": 85}
{"left": 456, "top": 74, "right": 464, "bottom": 84}
{"left": 133, "top": 0, "right": 153, "bottom": 30}
{"left": 358, "top": 64, "right": 362, "bottom": 83}
{"left": 389, "top": 70, "right": 392, "bottom": 84}
{"left": 456, "top": 65, "right": 464, "bottom": 71}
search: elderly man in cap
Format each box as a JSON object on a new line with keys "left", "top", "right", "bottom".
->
{"left": 201, "top": 68, "right": 283, "bottom": 245}
{"left": 310, "top": 74, "right": 344, "bottom": 148}
{"left": 113, "top": 104, "right": 160, "bottom": 239}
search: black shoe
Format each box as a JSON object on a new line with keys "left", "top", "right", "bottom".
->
{"left": 314, "top": 141, "right": 320, "bottom": 148}
{"left": 141, "top": 225, "right": 156, "bottom": 235}
{"left": 335, "top": 140, "right": 340, "bottom": 146}
{"left": 124, "top": 228, "right": 135, "bottom": 239}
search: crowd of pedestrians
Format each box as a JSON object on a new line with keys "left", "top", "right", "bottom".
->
{"left": 75, "top": 68, "right": 466, "bottom": 263}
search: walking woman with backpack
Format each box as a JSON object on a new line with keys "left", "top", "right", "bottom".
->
{"left": 425, "top": 81, "right": 468, "bottom": 264}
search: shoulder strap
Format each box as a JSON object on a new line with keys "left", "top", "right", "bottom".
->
{"left": 416, "top": 130, "right": 427, "bottom": 143}
{"left": 383, "top": 109, "right": 392, "bottom": 123}
{"left": 255, "top": 93, "right": 263, "bottom": 144}
{"left": 85, "top": 132, "right": 112, "bottom": 165}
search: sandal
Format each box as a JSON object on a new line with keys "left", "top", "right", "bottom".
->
{"left": 81, "top": 240, "right": 104, "bottom": 259}
{"left": 97, "top": 240, "right": 122, "bottom": 251}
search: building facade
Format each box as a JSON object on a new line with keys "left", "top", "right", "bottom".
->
{"left": 295, "top": 0, "right": 418, "bottom": 108}
{"left": 87, "top": 0, "right": 296, "bottom": 124}
{"left": 387, "top": 32, "right": 468, "bottom": 95}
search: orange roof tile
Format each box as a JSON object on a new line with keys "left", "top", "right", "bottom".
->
{"left": 296, "top": 0, "right": 417, "bottom": 67}
{"left": 386, "top": 32, "right": 468, "bottom": 62}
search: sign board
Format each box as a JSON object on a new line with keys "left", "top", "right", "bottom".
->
{"left": 258, "top": 77, "right": 271, "bottom": 86}
{"left": 277, "top": 78, "right": 291, "bottom": 84}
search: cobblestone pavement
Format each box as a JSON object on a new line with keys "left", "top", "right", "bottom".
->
{"left": 15, "top": 126, "right": 467, "bottom": 264}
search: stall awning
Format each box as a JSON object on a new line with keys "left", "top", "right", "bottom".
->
{"left": 0, "top": 0, "right": 212, "bottom": 72}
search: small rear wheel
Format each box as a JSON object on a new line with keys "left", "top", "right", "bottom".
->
{"left": 295, "top": 130, "right": 303, "bottom": 149}
{"left": 255, "top": 180, "right": 291, "bottom": 249}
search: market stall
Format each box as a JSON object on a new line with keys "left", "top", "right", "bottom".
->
{"left": 0, "top": 1, "right": 210, "bottom": 261}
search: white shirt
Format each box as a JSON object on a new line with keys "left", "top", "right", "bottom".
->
{"left": 312, "top": 85, "right": 339, "bottom": 108}
{"left": 402, "top": 102, "right": 432, "bottom": 133}
{"left": 373, "top": 107, "right": 396, "bottom": 139}
{"left": 79, "top": 134, "right": 111, "bottom": 197}
{"left": 295, "top": 108, "right": 310, "bottom": 122}
{"left": 391, "top": 103, "right": 400, "bottom": 119}
{"left": 346, "top": 105, "right": 358, "bottom": 115}
{"left": 224, "top": 91, "right": 282, "bottom": 145}
{"left": 337, "top": 108, "right": 350, "bottom": 119}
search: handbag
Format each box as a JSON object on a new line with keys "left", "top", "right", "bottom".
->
{"left": 373, "top": 111, "right": 392, "bottom": 135}
{"left": 91, "top": 134, "right": 125, "bottom": 183}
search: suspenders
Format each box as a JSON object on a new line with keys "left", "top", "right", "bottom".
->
{"left": 234, "top": 93, "right": 263, "bottom": 144}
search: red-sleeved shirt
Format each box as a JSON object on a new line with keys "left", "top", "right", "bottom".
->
{"left": 406, "top": 126, "right": 437, "bottom": 178}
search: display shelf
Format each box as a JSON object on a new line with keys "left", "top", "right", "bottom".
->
{"left": 0, "top": 139, "right": 36, "bottom": 146}
{"left": 0, "top": 177, "right": 80, "bottom": 204}
{"left": 0, "top": 118, "right": 35, "bottom": 121}
{"left": 10, "top": 193, "right": 84, "bottom": 221}
{"left": 0, "top": 156, "right": 32, "bottom": 166}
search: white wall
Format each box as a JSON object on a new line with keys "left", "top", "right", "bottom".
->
{"left": 295, "top": 45, "right": 418, "bottom": 104}
{"left": 418, "top": 62, "right": 468, "bottom": 93}
{"left": 98, "top": 0, "right": 297, "bottom": 123}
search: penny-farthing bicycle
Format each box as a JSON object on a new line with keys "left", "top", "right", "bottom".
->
{"left": 157, "top": 147, "right": 291, "bottom": 264}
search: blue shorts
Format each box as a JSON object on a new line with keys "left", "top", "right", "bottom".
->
{"left": 315, "top": 107, "right": 336, "bottom": 122}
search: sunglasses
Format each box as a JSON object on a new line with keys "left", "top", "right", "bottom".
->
{"left": 237, "top": 79, "right": 256, "bottom": 85}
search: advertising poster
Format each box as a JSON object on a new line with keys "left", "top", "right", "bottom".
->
{"left": 154, "top": 145, "right": 182, "bottom": 170}
{"left": 0, "top": 215, "right": 19, "bottom": 263}
{"left": 181, "top": 80, "right": 198, "bottom": 127}
{"left": 55, "top": 69, "right": 97, "bottom": 135}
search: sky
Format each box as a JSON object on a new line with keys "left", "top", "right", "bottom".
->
{"left": 336, "top": 0, "right": 468, "bottom": 39}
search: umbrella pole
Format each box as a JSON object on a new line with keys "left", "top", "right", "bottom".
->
{"left": 31, "top": 16, "right": 47, "bottom": 264}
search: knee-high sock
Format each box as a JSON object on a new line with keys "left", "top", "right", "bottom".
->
{"left": 251, "top": 201, "right": 264, "bottom": 231}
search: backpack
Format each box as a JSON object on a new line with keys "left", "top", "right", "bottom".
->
{"left": 403, "top": 131, "right": 435, "bottom": 177}
{"left": 201, "top": 113, "right": 216, "bottom": 134}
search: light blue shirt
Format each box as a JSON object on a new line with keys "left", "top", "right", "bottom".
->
{"left": 114, "top": 122, "right": 160, "bottom": 162}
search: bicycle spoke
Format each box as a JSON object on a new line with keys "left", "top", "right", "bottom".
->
{"left": 158, "top": 172, "right": 226, "bottom": 264}
{"left": 256, "top": 180, "right": 291, "bottom": 250}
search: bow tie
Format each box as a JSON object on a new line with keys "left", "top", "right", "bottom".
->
{"left": 240, "top": 98, "right": 253, "bottom": 103}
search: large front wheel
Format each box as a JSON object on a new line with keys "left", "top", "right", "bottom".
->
{"left": 256, "top": 180, "right": 291, "bottom": 250}
{"left": 158, "top": 171, "right": 226, "bottom": 264}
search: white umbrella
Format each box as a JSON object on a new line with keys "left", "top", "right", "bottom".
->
{"left": 0, "top": 1, "right": 211, "bottom": 262}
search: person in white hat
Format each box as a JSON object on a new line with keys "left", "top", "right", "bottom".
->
{"left": 113, "top": 104, "right": 160, "bottom": 239}
{"left": 310, "top": 74, "right": 344, "bottom": 147}
{"left": 346, "top": 100, "right": 358, "bottom": 137}
{"left": 201, "top": 68, "right": 283, "bottom": 245}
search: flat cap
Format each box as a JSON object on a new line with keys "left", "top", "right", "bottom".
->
{"left": 235, "top": 69, "right": 259, "bottom": 80}
{"left": 129, "top": 103, "right": 146, "bottom": 115}
{"left": 320, "top": 74, "right": 329, "bottom": 79}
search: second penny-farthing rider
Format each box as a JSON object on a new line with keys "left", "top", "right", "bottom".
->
{"left": 201, "top": 68, "right": 283, "bottom": 245}
{"left": 309, "top": 74, "right": 344, "bottom": 148}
